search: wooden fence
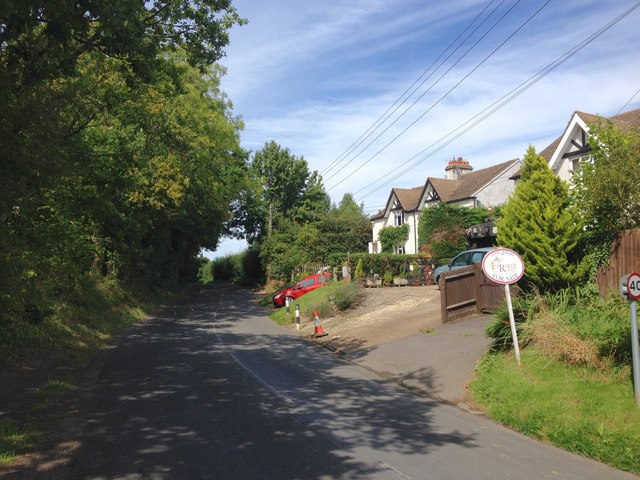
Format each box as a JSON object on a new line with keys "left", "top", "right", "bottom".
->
{"left": 439, "top": 263, "right": 505, "bottom": 323}
{"left": 596, "top": 229, "right": 640, "bottom": 296}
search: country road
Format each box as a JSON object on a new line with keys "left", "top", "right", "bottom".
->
{"left": 23, "top": 284, "right": 634, "bottom": 479}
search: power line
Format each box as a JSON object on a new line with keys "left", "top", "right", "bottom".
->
{"left": 320, "top": 0, "right": 501, "bottom": 178}
{"left": 615, "top": 86, "right": 640, "bottom": 115}
{"left": 328, "top": 0, "right": 551, "bottom": 192}
{"left": 355, "top": 1, "right": 640, "bottom": 202}
{"left": 323, "top": 0, "right": 517, "bottom": 185}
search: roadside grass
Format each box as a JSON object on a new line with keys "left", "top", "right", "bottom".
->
{"left": 0, "top": 278, "right": 178, "bottom": 366}
{"left": 36, "top": 376, "right": 76, "bottom": 408}
{"left": 269, "top": 282, "right": 364, "bottom": 326}
{"left": 0, "top": 418, "right": 39, "bottom": 466}
{"left": 471, "top": 347, "right": 640, "bottom": 473}
{"left": 0, "top": 279, "right": 183, "bottom": 466}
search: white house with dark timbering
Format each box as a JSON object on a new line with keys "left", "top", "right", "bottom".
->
{"left": 369, "top": 157, "right": 522, "bottom": 254}
{"left": 539, "top": 108, "right": 640, "bottom": 183}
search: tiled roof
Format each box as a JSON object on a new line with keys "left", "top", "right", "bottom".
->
{"left": 428, "top": 159, "right": 519, "bottom": 203}
{"left": 577, "top": 108, "right": 640, "bottom": 133}
{"left": 540, "top": 107, "right": 640, "bottom": 161}
{"left": 369, "top": 186, "right": 423, "bottom": 220}
{"left": 393, "top": 186, "right": 423, "bottom": 211}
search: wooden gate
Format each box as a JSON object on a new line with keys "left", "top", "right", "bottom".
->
{"left": 439, "top": 263, "right": 504, "bottom": 323}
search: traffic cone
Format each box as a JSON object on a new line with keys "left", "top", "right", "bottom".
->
{"left": 313, "top": 309, "right": 328, "bottom": 338}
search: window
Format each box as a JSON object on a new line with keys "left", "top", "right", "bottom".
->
{"left": 470, "top": 252, "right": 485, "bottom": 263}
{"left": 451, "top": 253, "right": 470, "bottom": 267}
{"left": 394, "top": 211, "right": 404, "bottom": 226}
{"left": 299, "top": 278, "right": 315, "bottom": 288}
{"left": 395, "top": 245, "right": 405, "bottom": 254}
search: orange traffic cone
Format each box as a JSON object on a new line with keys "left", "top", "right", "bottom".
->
{"left": 313, "top": 309, "right": 328, "bottom": 338}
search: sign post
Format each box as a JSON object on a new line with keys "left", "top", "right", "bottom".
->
{"left": 621, "top": 272, "right": 640, "bottom": 407}
{"left": 482, "top": 248, "right": 525, "bottom": 367}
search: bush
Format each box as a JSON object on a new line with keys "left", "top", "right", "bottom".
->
{"left": 486, "top": 284, "right": 632, "bottom": 369}
{"left": 327, "top": 253, "right": 428, "bottom": 278}
{"left": 486, "top": 294, "right": 537, "bottom": 350}
{"left": 332, "top": 282, "right": 363, "bottom": 311}
{"left": 354, "top": 259, "right": 365, "bottom": 280}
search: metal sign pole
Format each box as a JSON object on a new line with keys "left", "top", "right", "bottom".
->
{"left": 631, "top": 299, "right": 640, "bottom": 408}
{"left": 504, "top": 283, "right": 521, "bottom": 367}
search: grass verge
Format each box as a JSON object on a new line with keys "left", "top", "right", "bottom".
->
{"left": 269, "top": 282, "right": 363, "bottom": 326}
{"left": 0, "top": 279, "right": 185, "bottom": 467}
{"left": 470, "top": 347, "right": 640, "bottom": 473}
{"left": 0, "top": 418, "right": 39, "bottom": 466}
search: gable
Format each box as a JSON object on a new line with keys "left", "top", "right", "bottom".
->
{"left": 548, "top": 112, "right": 590, "bottom": 175}
{"left": 418, "top": 159, "right": 519, "bottom": 208}
{"left": 546, "top": 108, "right": 640, "bottom": 183}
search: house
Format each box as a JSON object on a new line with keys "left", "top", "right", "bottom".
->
{"left": 369, "top": 157, "right": 521, "bottom": 254}
{"left": 541, "top": 108, "right": 640, "bottom": 183}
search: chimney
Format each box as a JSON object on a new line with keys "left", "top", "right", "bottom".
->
{"left": 445, "top": 157, "right": 473, "bottom": 179}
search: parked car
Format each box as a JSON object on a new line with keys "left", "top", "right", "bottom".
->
{"left": 431, "top": 247, "right": 496, "bottom": 285}
{"left": 272, "top": 272, "right": 332, "bottom": 308}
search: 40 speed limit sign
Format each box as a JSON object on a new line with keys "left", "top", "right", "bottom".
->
{"left": 628, "top": 272, "right": 640, "bottom": 300}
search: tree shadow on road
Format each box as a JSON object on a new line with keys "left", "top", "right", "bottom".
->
{"left": 2, "top": 284, "right": 479, "bottom": 480}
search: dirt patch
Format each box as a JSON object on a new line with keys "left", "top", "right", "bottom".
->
{"left": 294, "top": 285, "right": 442, "bottom": 352}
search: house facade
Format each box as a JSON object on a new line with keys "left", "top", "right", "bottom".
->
{"left": 541, "top": 108, "right": 640, "bottom": 183}
{"left": 369, "top": 157, "right": 521, "bottom": 254}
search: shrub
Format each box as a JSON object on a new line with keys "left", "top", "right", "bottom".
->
{"left": 486, "top": 284, "right": 632, "bottom": 369}
{"left": 486, "top": 294, "right": 538, "bottom": 350}
{"left": 354, "top": 259, "right": 365, "bottom": 281}
{"left": 332, "top": 282, "right": 363, "bottom": 311}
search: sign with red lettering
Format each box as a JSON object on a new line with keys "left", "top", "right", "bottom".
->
{"left": 629, "top": 272, "right": 640, "bottom": 300}
{"left": 482, "top": 248, "right": 525, "bottom": 285}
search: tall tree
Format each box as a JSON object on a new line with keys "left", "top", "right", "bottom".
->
{"left": 497, "top": 146, "right": 585, "bottom": 292}
{"left": 0, "top": 1, "right": 246, "bottom": 326}
{"left": 230, "top": 141, "right": 330, "bottom": 244}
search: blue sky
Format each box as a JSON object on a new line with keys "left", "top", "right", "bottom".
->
{"left": 208, "top": 0, "right": 640, "bottom": 257}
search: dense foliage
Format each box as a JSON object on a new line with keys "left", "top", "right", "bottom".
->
{"left": 0, "top": 1, "right": 246, "bottom": 355}
{"left": 572, "top": 120, "right": 640, "bottom": 267}
{"left": 199, "top": 248, "right": 264, "bottom": 287}
{"left": 497, "top": 146, "right": 585, "bottom": 292}
{"left": 327, "top": 253, "right": 427, "bottom": 278}
{"left": 378, "top": 224, "right": 409, "bottom": 253}
{"left": 418, "top": 204, "right": 490, "bottom": 258}
{"left": 230, "top": 144, "right": 371, "bottom": 280}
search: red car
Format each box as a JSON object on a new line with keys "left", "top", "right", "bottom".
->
{"left": 272, "top": 272, "right": 332, "bottom": 307}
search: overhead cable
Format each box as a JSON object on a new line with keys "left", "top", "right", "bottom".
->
{"left": 355, "top": 1, "right": 640, "bottom": 202}
{"left": 320, "top": 0, "right": 501, "bottom": 178}
{"left": 327, "top": 0, "right": 551, "bottom": 192}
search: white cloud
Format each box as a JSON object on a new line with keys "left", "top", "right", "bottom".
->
{"left": 214, "top": 0, "right": 640, "bottom": 254}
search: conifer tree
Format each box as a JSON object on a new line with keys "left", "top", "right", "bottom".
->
{"left": 497, "top": 146, "right": 585, "bottom": 292}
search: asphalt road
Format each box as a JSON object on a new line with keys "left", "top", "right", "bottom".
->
{"left": 67, "top": 284, "right": 636, "bottom": 479}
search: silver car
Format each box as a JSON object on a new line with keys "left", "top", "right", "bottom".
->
{"left": 431, "top": 247, "right": 496, "bottom": 284}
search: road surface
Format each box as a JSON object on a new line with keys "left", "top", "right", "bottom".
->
{"left": 66, "top": 284, "right": 635, "bottom": 479}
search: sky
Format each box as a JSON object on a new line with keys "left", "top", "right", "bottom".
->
{"left": 207, "top": 0, "right": 640, "bottom": 258}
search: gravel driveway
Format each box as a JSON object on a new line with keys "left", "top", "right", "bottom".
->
{"left": 293, "top": 284, "right": 442, "bottom": 352}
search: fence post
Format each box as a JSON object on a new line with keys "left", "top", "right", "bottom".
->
{"left": 439, "top": 276, "right": 448, "bottom": 324}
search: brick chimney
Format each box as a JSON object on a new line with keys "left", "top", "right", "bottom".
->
{"left": 445, "top": 157, "right": 473, "bottom": 179}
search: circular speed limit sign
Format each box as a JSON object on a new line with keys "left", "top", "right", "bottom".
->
{"left": 628, "top": 272, "right": 640, "bottom": 300}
